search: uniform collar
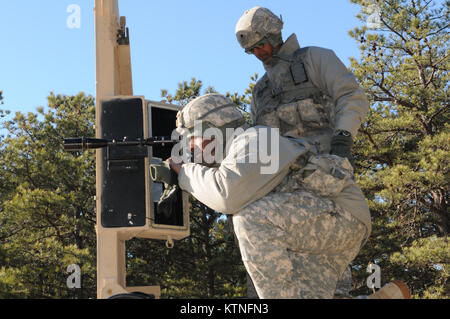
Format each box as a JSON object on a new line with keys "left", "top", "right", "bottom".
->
{"left": 264, "top": 33, "right": 301, "bottom": 70}
{"left": 277, "top": 33, "right": 301, "bottom": 57}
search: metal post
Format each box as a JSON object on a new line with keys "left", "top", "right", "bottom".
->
{"left": 94, "top": 0, "right": 175, "bottom": 299}
{"left": 94, "top": 0, "right": 134, "bottom": 299}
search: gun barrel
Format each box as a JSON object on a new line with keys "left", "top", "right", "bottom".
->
{"left": 63, "top": 137, "right": 178, "bottom": 152}
{"left": 63, "top": 138, "right": 110, "bottom": 151}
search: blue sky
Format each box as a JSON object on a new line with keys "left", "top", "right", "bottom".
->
{"left": 0, "top": 1, "right": 365, "bottom": 115}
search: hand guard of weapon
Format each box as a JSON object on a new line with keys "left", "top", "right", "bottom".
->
{"left": 330, "top": 134, "right": 355, "bottom": 168}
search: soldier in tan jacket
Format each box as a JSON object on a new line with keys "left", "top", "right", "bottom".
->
{"left": 230, "top": 7, "right": 411, "bottom": 299}
{"left": 163, "top": 93, "right": 370, "bottom": 298}
{"left": 235, "top": 6, "right": 371, "bottom": 161}
{"left": 235, "top": 6, "right": 371, "bottom": 297}
{"left": 159, "top": 93, "right": 410, "bottom": 298}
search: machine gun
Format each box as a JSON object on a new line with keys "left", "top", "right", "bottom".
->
{"left": 63, "top": 136, "right": 178, "bottom": 152}
{"left": 63, "top": 135, "right": 183, "bottom": 226}
{"left": 63, "top": 133, "right": 186, "bottom": 224}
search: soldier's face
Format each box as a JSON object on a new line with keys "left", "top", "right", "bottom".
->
{"left": 251, "top": 43, "right": 273, "bottom": 63}
{"left": 189, "top": 137, "right": 216, "bottom": 165}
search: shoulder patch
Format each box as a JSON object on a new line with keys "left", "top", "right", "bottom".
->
{"left": 290, "top": 62, "right": 308, "bottom": 85}
{"left": 291, "top": 47, "right": 310, "bottom": 85}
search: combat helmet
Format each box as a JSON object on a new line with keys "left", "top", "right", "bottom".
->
{"left": 235, "top": 6, "right": 284, "bottom": 53}
{"left": 176, "top": 93, "right": 246, "bottom": 139}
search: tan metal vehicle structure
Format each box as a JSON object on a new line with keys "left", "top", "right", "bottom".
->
{"left": 94, "top": 0, "right": 189, "bottom": 299}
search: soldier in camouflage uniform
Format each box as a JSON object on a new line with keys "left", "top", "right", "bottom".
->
{"left": 166, "top": 93, "right": 371, "bottom": 299}
{"left": 235, "top": 7, "right": 372, "bottom": 297}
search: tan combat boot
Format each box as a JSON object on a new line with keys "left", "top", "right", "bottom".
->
{"left": 368, "top": 281, "right": 411, "bottom": 299}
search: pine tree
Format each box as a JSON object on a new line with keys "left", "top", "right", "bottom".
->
{"left": 348, "top": 0, "right": 449, "bottom": 298}
{"left": 0, "top": 82, "right": 252, "bottom": 298}
{"left": 0, "top": 92, "right": 97, "bottom": 298}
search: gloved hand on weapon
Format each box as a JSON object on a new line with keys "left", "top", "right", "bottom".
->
{"left": 150, "top": 160, "right": 179, "bottom": 220}
{"left": 330, "top": 130, "right": 355, "bottom": 168}
{"left": 150, "top": 160, "right": 178, "bottom": 186}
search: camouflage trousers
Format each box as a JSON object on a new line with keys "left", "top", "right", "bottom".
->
{"left": 233, "top": 189, "right": 367, "bottom": 299}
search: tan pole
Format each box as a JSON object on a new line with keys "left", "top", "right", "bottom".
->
{"left": 94, "top": 0, "right": 175, "bottom": 299}
{"left": 94, "top": 0, "right": 127, "bottom": 299}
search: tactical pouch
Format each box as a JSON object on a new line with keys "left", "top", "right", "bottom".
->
{"left": 259, "top": 98, "right": 331, "bottom": 138}
{"left": 296, "top": 98, "right": 329, "bottom": 129}
{"left": 300, "top": 155, "right": 354, "bottom": 197}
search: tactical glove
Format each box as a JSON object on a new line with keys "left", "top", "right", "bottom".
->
{"left": 150, "top": 160, "right": 178, "bottom": 186}
{"left": 157, "top": 184, "right": 179, "bottom": 220}
{"left": 150, "top": 160, "right": 180, "bottom": 222}
{"left": 330, "top": 132, "right": 354, "bottom": 167}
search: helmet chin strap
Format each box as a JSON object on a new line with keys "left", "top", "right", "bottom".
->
{"left": 262, "top": 34, "right": 283, "bottom": 66}
{"left": 263, "top": 46, "right": 282, "bottom": 67}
